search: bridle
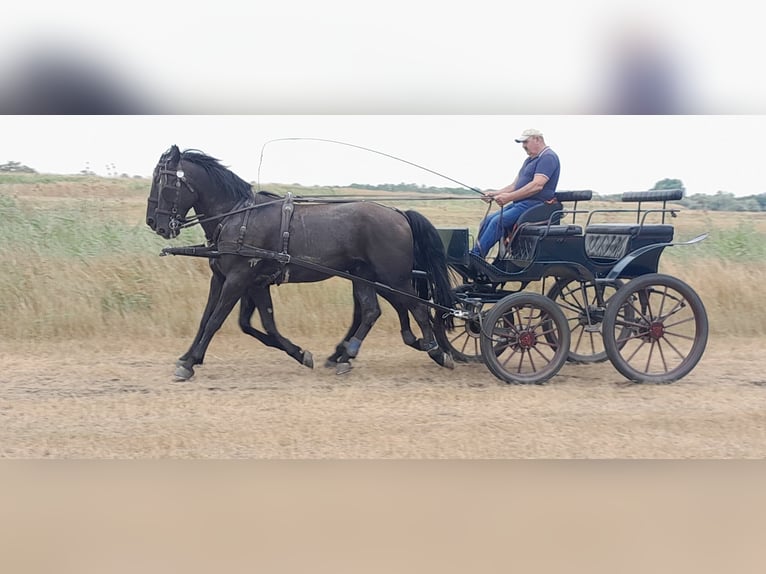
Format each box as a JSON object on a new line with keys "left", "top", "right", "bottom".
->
{"left": 149, "top": 153, "right": 286, "bottom": 241}
{"left": 152, "top": 157, "right": 202, "bottom": 234}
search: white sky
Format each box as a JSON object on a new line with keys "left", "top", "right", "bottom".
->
{"left": 0, "top": 115, "right": 761, "bottom": 197}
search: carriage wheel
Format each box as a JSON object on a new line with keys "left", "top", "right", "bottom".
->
{"left": 480, "top": 293, "right": 570, "bottom": 384}
{"left": 433, "top": 268, "right": 494, "bottom": 363}
{"left": 602, "top": 273, "right": 708, "bottom": 383}
{"left": 546, "top": 278, "right": 630, "bottom": 363}
{"left": 433, "top": 299, "right": 490, "bottom": 363}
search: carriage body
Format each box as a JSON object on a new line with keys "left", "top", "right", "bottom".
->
{"left": 434, "top": 189, "right": 709, "bottom": 385}
{"left": 441, "top": 189, "right": 681, "bottom": 285}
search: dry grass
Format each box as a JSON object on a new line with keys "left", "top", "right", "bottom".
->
{"left": 2, "top": 176, "right": 765, "bottom": 342}
{"left": 3, "top": 177, "right": 766, "bottom": 462}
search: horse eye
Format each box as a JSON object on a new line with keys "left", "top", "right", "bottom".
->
{"left": 176, "top": 170, "right": 185, "bottom": 178}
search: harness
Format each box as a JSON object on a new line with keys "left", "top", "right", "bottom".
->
{"left": 214, "top": 192, "right": 296, "bottom": 285}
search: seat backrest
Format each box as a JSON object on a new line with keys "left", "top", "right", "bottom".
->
{"left": 515, "top": 201, "right": 563, "bottom": 227}
{"left": 497, "top": 201, "right": 562, "bottom": 260}
{"left": 555, "top": 190, "right": 593, "bottom": 203}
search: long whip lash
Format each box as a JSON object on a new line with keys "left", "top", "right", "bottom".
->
{"left": 256, "top": 137, "right": 486, "bottom": 196}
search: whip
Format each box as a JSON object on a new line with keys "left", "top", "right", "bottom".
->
{"left": 256, "top": 137, "right": 486, "bottom": 196}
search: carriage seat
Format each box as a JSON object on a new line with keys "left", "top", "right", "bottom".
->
{"left": 516, "top": 199, "right": 563, "bottom": 227}
{"left": 508, "top": 224, "right": 584, "bottom": 261}
{"left": 502, "top": 190, "right": 592, "bottom": 243}
{"left": 500, "top": 190, "right": 592, "bottom": 260}
{"left": 518, "top": 224, "right": 583, "bottom": 237}
{"left": 584, "top": 224, "right": 674, "bottom": 260}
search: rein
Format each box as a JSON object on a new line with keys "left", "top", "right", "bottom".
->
{"left": 159, "top": 138, "right": 491, "bottom": 234}
{"left": 179, "top": 196, "right": 284, "bottom": 229}
{"left": 178, "top": 193, "right": 483, "bottom": 231}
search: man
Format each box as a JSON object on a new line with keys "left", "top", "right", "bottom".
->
{"left": 471, "top": 128, "right": 560, "bottom": 257}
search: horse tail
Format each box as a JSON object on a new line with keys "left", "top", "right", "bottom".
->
{"left": 403, "top": 210, "right": 455, "bottom": 330}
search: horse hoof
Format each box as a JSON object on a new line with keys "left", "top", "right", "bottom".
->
{"left": 174, "top": 365, "right": 195, "bottom": 380}
{"left": 336, "top": 362, "right": 353, "bottom": 375}
{"left": 428, "top": 349, "right": 454, "bottom": 370}
{"left": 302, "top": 351, "right": 314, "bottom": 369}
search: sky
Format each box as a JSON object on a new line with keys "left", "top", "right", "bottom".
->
{"left": 1, "top": 2, "right": 765, "bottom": 197}
{"left": 0, "top": 115, "right": 761, "bottom": 197}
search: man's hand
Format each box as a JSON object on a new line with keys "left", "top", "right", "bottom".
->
{"left": 481, "top": 191, "right": 496, "bottom": 204}
{"left": 495, "top": 192, "right": 513, "bottom": 207}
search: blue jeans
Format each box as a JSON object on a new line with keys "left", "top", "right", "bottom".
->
{"left": 471, "top": 199, "right": 543, "bottom": 257}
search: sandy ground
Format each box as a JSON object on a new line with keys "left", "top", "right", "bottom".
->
{"left": 1, "top": 330, "right": 765, "bottom": 458}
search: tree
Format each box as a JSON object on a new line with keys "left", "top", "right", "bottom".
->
{"left": 652, "top": 178, "right": 685, "bottom": 194}
{"left": 0, "top": 161, "right": 37, "bottom": 173}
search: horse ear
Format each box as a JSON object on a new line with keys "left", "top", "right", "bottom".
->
{"left": 169, "top": 145, "right": 181, "bottom": 162}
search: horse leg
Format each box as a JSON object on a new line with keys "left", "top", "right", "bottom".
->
{"left": 325, "top": 283, "right": 364, "bottom": 367}
{"left": 239, "top": 287, "right": 314, "bottom": 368}
{"left": 174, "top": 275, "right": 248, "bottom": 381}
{"left": 332, "top": 282, "right": 381, "bottom": 375}
{"left": 177, "top": 267, "right": 224, "bottom": 369}
{"left": 378, "top": 291, "right": 424, "bottom": 351}
{"left": 411, "top": 300, "right": 454, "bottom": 369}
{"left": 385, "top": 292, "right": 454, "bottom": 370}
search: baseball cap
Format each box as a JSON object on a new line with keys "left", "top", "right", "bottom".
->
{"left": 515, "top": 128, "right": 543, "bottom": 143}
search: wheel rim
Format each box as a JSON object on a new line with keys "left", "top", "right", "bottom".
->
{"left": 481, "top": 294, "right": 570, "bottom": 384}
{"left": 547, "top": 279, "right": 628, "bottom": 363}
{"left": 604, "top": 275, "right": 708, "bottom": 383}
{"left": 443, "top": 312, "right": 484, "bottom": 362}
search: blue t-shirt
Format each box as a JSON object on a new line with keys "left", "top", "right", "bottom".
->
{"left": 515, "top": 147, "right": 560, "bottom": 201}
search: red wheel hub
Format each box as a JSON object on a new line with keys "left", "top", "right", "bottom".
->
{"left": 518, "top": 331, "right": 537, "bottom": 348}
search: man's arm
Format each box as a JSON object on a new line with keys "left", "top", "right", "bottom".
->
{"left": 494, "top": 173, "right": 549, "bottom": 207}
{"left": 482, "top": 176, "right": 519, "bottom": 202}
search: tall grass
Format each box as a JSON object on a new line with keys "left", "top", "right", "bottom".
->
{"left": 2, "top": 185, "right": 765, "bottom": 342}
{"left": 0, "top": 192, "right": 387, "bottom": 341}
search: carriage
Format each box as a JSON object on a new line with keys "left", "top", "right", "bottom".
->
{"left": 148, "top": 145, "right": 708, "bottom": 385}
{"left": 432, "top": 188, "right": 709, "bottom": 384}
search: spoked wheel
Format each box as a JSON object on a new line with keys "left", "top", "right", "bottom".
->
{"left": 602, "top": 273, "right": 709, "bottom": 383}
{"left": 433, "top": 268, "right": 496, "bottom": 363}
{"left": 546, "top": 278, "right": 630, "bottom": 363}
{"left": 480, "top": 292, "right": 570, "bottom": 384}
{"left": 433, "top": 297, "right": 491, "bottom": 363}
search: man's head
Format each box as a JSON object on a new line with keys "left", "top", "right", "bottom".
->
{"left": 515, "top": 128, "right": 546, "bottom": 156}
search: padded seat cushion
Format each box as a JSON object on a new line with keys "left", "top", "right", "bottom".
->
{"left": 585, "top": 224, "right": 674, "bottom": 237}
{"left": 518, "top": 224, "right": 583, "bottom": 237}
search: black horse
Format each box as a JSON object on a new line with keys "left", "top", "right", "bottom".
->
{"left": 146, "top": 145, "right": 455, "bottom": 380}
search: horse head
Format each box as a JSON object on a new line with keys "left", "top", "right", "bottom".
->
{"left": 147, "top": 145, "right": 256, "bottom": 240}
{"left": 146, "top": 145, "right": 180, "bottom": 231}
{"left": 148, "top": 145, "right": 198, "bottom": 239}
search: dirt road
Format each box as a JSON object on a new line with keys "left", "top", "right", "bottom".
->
{"left": 1, "top": 332, "right": 764, "bottom": 458}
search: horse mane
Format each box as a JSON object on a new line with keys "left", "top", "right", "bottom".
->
{"left": 255, "top": 190, "right": 283, "bottom": 200}
{"left": 180, "top": 149, "right": 254, "bottom": 202}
